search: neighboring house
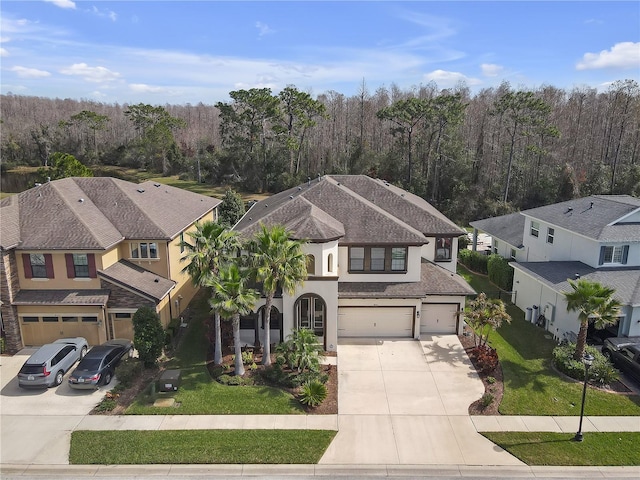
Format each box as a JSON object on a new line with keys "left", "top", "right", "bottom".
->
{"left": 470, "top": 195, "right": 640, "bottom": 340}
{"left": 0, "top": 177, "right": 221, "bottom": 353}
{"left": 234, "top": 175, "right": 474, "bottom": 352}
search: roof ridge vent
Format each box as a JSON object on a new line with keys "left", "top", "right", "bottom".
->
{"left": 565, "top": 207, "right": 573, "bottom": 214}
{"left": 137, "top": 188, "right": 145, "bottom": 193}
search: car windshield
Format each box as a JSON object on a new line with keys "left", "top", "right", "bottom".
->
{"left": 75, "top": 359, "right": 102, "bottom": 371}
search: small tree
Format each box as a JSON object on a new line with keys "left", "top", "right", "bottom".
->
{"left": 132, "top": 306, "right": 165, "bottom": 367}
{"left": 38, "top": 152, "right": 93, "bottom": 181}
{"left": 218, "top": 189, "right": 246, "bottom": 227}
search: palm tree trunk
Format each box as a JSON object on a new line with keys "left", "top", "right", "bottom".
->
{"left": 213, "top": 312, "right": 223, "bottom": 365}
{"left": 573, "top": 320, "right": 589, "bottom": 361}
{"left": 233, "top": 314, "right": 244, "bottom": 376}
{"left": 262, "top": 294, "right": 274, "bottom": 366}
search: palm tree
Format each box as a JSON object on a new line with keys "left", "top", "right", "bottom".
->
{"left": 465, "top": 293, "right": 511, "bottom": 347}
{"left": 564, "top": 279, "right": 622, "bottom": 361}
{"left": 248, "top": 224, "right": 308, "bottom": 366}
{"left": 207, "top": 263, "right": 259, "bottom": 376}
{"left": 180, "top": 221, "right": 239, "bottom": 365}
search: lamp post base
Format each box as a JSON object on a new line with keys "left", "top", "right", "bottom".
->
{"left": 573, "top": 432, "right": 584, "bottom": 442}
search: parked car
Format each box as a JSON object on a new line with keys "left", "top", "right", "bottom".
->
{"left": 68, "top": 339, "right": 134, "bottom": 389}
{"left": 601, "top": 337, "right": 640, "bottom": 383}
{"left": 17, "top": 337, "right": 89, "bottom": 388}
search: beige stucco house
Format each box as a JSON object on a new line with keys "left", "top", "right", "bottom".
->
{"left": 234, "top": 175, "right": 475, "bottom": 352}
{"left": 0, "top": 177, "right": 220, "bottom": 353}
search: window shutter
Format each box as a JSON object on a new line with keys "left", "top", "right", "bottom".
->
{"left": 598, "top": 246, "right": 605, "bottom": 266}
{"left": 44, "top": 254, "right": 54, "bottom": 278}
{"left": 88, "top": 254, "right": 97, "bottom": 278}
{"left": 65, "top": 254, "right": 75, "bottom": 278}
{"left": 22, "top": 254, "right": 33, "bottom": 279}
{"left": 621, "top": 245, "right": 629, "bottom": 265}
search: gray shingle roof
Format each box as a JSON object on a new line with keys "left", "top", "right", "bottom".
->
{"left": 338, "top": 259, "right": 475, "bottom": 298}
{"left": 235, "top": 175, "right": 458, "bottom": 244}
{"left": 0, "top": 177, "right": 221, "bottom": 250}
{"left": 522, "top": 195, "right": 640, "bottom": 241}
{"left": 512, "top": 261, "right": 640, "bottom": 305}
{"left": 470, "top": 212, "right": 526, "bottom": 248}
{"left": 98, "top": 260, "right": 175, "bottom": 302}
{"left": 13, "top": 289, "right": 110, "bottom": 306}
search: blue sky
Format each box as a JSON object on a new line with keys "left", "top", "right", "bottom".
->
{"left": 1, "top": 1, "right": 638, "bottom": 104}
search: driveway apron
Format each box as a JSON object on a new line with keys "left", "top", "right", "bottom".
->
{"left": 319, "top": 336, "right": 523, "bottom": 466}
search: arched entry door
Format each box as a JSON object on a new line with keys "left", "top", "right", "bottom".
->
{"left": 294, "top": 294, "right": 326, "bottom": 348}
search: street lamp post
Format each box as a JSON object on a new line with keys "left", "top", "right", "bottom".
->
{"left": 573, "top": 353, "right": 595, "bottom": 442}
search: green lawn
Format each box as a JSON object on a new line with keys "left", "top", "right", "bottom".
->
{"left": 70, "top": 430, "right": 336, "bottom": 464}
{"left": 482, "top": 432, "right": 640, "bottom": 466}
{"left": 126, "top": 292, "right": 304, "bottom": 415}
{"left": 458, "top": 264, "right": 640, "bottom": 416}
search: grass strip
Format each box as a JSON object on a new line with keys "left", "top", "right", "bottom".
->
{"left": 482, "top": 431, "right": 640, "bottom": 466}
{"left": 458, "top": 264, "right": 640, "bottom": 416}
{"left": 70, "top": 430, "right": 336, "bottom": 464}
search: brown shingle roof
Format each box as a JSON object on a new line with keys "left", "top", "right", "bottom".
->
{"left": 98, "top": 260, "right": 175, "bottom": 302}
{"left": 0, "top": 177, "right": 221, "bottom": 250}
{"left": 235, "top": 175, "right": 454, "bottom": 245}
{"left": 13, "top": 289, "right": 110, "bottom": 306}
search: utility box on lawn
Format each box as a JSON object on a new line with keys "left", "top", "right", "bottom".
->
{"left": 159, "top": 369, "right": 182, "bottom": 392}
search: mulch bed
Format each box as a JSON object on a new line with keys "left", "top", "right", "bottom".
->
{"left": 459, "top": 332, "right": 504, "bottom": 415}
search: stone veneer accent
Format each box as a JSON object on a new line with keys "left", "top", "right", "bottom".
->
{"left": 101, "top": 279, "right": 156, "bottom": 310}
{"left": 1, "top": 250, "right": 23, "bottom": 353}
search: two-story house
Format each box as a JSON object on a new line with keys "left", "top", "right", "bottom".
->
{"left": 0, "top": 177, "right": 220, "bottom": 353}
{"left": 470, "top": 195, "right": 640, "bottom": 340}
{"left": 233, "top": 175, "right": 475, "bottom": 352}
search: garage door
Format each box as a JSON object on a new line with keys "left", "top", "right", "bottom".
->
{"left": 338, "top": 307, "right": 414, "bottom": 337}
{"left": 20, "top": 315, "right": 101, "bottom": 346}
{"left": 420, "top": 304, "right": 458, "bottom": 334}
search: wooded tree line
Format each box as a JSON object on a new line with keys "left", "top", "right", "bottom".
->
{"left": 2, "top": 79, "right": 638, "bottom": 224}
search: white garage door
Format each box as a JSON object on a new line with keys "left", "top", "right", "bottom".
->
{"left": 338, "top": 307, "right": 414, "bottom": 337}
{"left": 420, "top": 304, "right": 458, "bottom": 334}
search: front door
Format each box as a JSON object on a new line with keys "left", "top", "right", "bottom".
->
{"left": 295, "top": 295, "right": 325, "bottom": 347}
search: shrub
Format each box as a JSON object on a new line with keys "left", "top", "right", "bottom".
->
{"left": 217, "top": 374, "right": 254, "bottom": 386}
{"left": 132, "top": 307, "right": 165, "bottom": 367}
{"left": 299, "top": 380, "right": 328, "bottom": 407}
{"left": 487, "top": 254, "right": 514, "bottom": 291}
{"left": 552, "top": 343, "right": 619, "bottom": 385}
{"left": 474, "top": 345, "right": 499, "bottom": 374}
{"left": 486, "top": 376, "right": 496, "bottom": 384}
{"left": 481, "top": 393, "right": 494, "bottom": 409}
{"left": 95, "top": 397, "right": 117, "bottom": 412}
{"left": 241, "top": 350, "right": 254, "bottom": 365}
{"left": 115, "top": 358, "right": 143, "bottom": 388}
{"left": 458, "top": 233, "right": 470, "bottom": 251}
{"left": 276, "top": 328, "right": 323, "bottom": 373}
{"left": 458, "top": 249, "right": 489, "bottom": 274}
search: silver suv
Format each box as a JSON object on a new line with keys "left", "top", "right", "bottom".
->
{"left": 17, "top": 337, "right": 89, "bottom": 388}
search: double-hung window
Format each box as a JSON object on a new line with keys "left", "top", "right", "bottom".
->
{"left": 600, "top": 245, "right": 629, "bottom": 265}
{"left": 547, "top": 228, "right": 555, "bottom": 244}
{"left": 29, "top": 254, "right": 47, "bottom": 278}
{"left": 435, "top": 238, "right": 453, "bottom": 261}
{"left": 391, "top": 247, "right": 407, "bottom": 271}
{"left": 348, "top": 246, "right": 407, "bottom": 273}
{"left": 530, "top": 221, "right": 540, "bottom": 238}
{"left": 72, "top": 254, "right": 89, "bottom": 277}
{"left": 349, "top": 247, "right": 365, "bottom": 271}
{"left": 370, "top": 248, "right": 386, "bottom": 271}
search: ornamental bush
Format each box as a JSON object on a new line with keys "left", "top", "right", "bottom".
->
{"left": 299, "top": 380, "right": 328, "bottom": 407}
{"left": 552, "top": 343, "right": 620, "bottom": 386}
{"left": 132, "top": 306, "right": 165, "bottom": 367}
{"left": 458, "top": 249, "right": 489, "bottom": 274}
{"left": 487, "top": 254, "right": 514, "bottom": 291}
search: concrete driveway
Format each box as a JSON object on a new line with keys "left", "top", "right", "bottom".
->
{"left": 319, "top": 336, "right": 523, "bottom": 466}
{"left": 1, "top": 349, "right": 109, "bottom": 464}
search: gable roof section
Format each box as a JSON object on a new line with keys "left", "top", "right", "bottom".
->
{"left": 98, "top": 260, "right": 175, "bottom": 302}
{"left": 470, "top": 212, "right": 526, "bottom": 248}
{"left": 235, "top": 175, "right": 457, "bottom": 245}
{"left": 513, "top": 261, "right": 640, "bottom": 306}
{"left": 333, "top": 176, "right": 464, "bottom": 236}
{"left": 522, "top": 195, "right": 640, "bottom": 241}
{"left": 0, "top": 177, "right": 221, "bottom": 250}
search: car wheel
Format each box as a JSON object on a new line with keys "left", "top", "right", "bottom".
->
{"left": 54, "top": 370, "right": 64, "bottom": 386}
{"left": 602, "top": 349, "right": 611, "bottom": 359}
{"left": 103, "top": 371, "right": 112, "bottom": 386}
{"left": 80, "top": 346, "right": 88, "bottom": 359}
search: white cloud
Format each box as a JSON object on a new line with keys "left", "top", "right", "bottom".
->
{"left": 10, "top": 66, "right": 51, "bottom": 78}
{"left": 0, "top": 48, "right": 8, "bottom": 57}
{"left": 423, "top": 69, "right": 482, "bottom": 87}
{"left": 576, "top": 42, "right": 640, "bottom": 70}
{"left": 59, "top": 63, "right": 121, "bottom": 82}
{"left": 481, "top": 63, "right": 503, "bottom": 77}
{"left": 255, "top": 21, "right": 274, "bottom": 37}
{"left": 44, "top": 0, "right": 76, "bottom": 10}
{"left": 90, "top": 6, "right": 117, "bottom": 22}
{"left": 129, "top": 83, "right": 169, "bottom": 94}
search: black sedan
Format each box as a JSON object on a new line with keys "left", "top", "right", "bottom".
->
{"left": 68, "top": 339, "right": 134, "bottom": 389}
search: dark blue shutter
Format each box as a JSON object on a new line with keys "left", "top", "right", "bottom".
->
{"left": 621, "top": 245, "right": 629, "bottom": 265}
{"left": 598, "top": 246, "right": 605, "bottom": 265}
